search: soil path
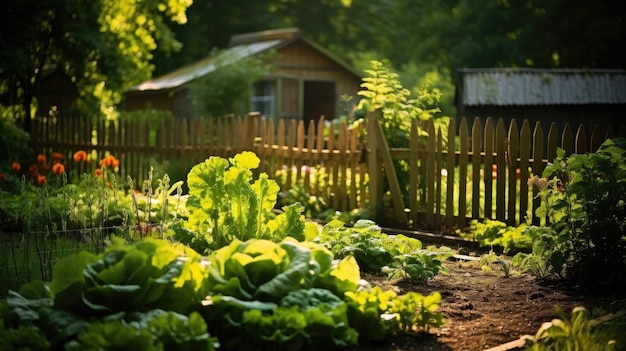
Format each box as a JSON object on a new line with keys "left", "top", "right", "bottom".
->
{"left": 354, "top": 257, "right": 625, "bottom": 351}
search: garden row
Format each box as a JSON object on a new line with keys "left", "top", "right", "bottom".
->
{"left": 1, "top": 151, "right": 450, "bottom": 350}
{"left": 1, "top": 131, "right": 625, "bottom": 349}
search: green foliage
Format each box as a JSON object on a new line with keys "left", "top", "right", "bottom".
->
{"left": 203, "top": 238, "right": 359, "bottom": 301}
{"left": 1, "top": 0, "right": 193, "bottom": 125}
{"left": 527, "top": 138, "right": 626, "bottom": 285}
{"left": 345, "top": 287, "right": 444, "bottom": 344}
{"left": 463, "top": 219, "right": 538, "bottom": 254}
{"left": 524, "top": 307, "right": 620, "bottom": 351}
{"left": 49, "top": 238, "right": 207, "bottom": 316}
{"left": 277, "top": 181, "right": 333, "bottom": 221}
{"left": 0, "top": 238, "right": 216, "bottom": 350}
{"left": 357, "top": 60, "right": 449, "bottom": 212}
{"left": 357, "top": 59, "right": 443, "bottom": 149}
{"left": 200, "top": 237, "right": 444, "bottom": 349}
{"left": 65, "top": 311, "right": 218, "bottom": 351}
{"left": 184, "top": 151, "right": 306, "bottom": 253}
{"left": 118, "top": 108, "right": 174, "bottom": 127}
{"left": 317, "top": 219, "right": 450, "bottom": 282}
{"left": 199, "top": 238, "right": 361, "bottom": 350}
{"left": 189, "top": 49, "right": 276, "bottom": 118}
{"left": 2, "top": 150, "right": 449, "bottom": 350}
{"left": 0, "top": 118, "right": 31, "bottom": 172}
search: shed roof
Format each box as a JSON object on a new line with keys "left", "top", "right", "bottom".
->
{"left": 127, "top": 28, "right": 361, "bottom": 92}
{"left": 458, "top": 68, "right": 626, "bottom": 106}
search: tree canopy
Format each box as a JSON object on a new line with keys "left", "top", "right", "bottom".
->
{"left": 0, "top": 0, "right": 192, "bottom": 131}
{"left": 2, "top": 0, "right": 624, "bottom": 128}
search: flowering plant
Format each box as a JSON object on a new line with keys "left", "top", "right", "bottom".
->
{"left": 527, "top": 138, "right": 626, "bottom": 285}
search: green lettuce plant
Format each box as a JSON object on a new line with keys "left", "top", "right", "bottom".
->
{"left": 181, "top": 151, "right": 308, "bottom": 253}
{"left": 0, "top": 238, "right": 216, "bottom": 350}
{"left": 199, "top": 237, "right": 445, "bottom": 350}
{"left": 317, "top": 219, "right": 450, "bottom": 282}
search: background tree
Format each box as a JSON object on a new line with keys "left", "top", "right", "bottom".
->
{"left": 188, "top": 50, "right": 277, "bottom": 118}
{"left": 0, "top": 0, "right": 193, "bottom": 131}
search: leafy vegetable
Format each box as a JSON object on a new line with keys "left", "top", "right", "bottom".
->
{"left": 204, "top": 238, "right": 359, "bottom": 302}
{"left": 50, "top": 238, "right": 207, "bottom": 316}
{"left": 184, "top": 152, "right": 306, "bottom": 253}
{"left": 318, "top": 219, "right": 450, "bottom": 282}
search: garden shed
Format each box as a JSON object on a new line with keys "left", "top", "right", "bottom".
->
{"left": 455, "top": 68, "right": 626, "bottom": 135}
{"left": 124, "top": 28, "right": 363, "bottom": 124}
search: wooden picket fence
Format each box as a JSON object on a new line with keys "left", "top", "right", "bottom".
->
{"left": 30, "top": 114, "right": 256, "bottom": 187}
{"left": 29, "top": 111, "right": 625, "bottom": 232}
{"left": 365, "top": 110, "right": 626, "bottom": 231}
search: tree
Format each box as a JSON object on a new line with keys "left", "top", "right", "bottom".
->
{"left": 188, "top": 49, "right": 277, "bottom": 118}
{"left": 0, "top": 0, "right": 192, "bottom": 132}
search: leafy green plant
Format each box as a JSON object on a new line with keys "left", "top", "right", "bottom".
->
{"left": 277, "top": 180, "right": 333, "bottom": 221}
{"left": 200, "top": 237, "right": 445, "bottom": 350}
{"left": 527, "top": 138, "right": 626, "bottom": 285}
{"left": 345, "top": 286, "right": 444, "bottom": 344}
{"left": 357, "top": 59, "right": 448, "bottom": 212}
{"left": 317, "top": 219, "right": 450, "bottom": 282}
{"left": 463, "top": 219, "right": 538, "bottom": 254}
{"left": 199, "top": 237, "right": 363, "bottom": 350}
{"left": 523, "top": 306, "right": 620, "bottom": 351}
{"left": 0, "top": 238, "right": 216, "bottom": 350}
{"left": 202, "top": 238, "right": 360, "bottom": 303}
{"left": 182, "top": 151, "right": 307, "bottom": 253}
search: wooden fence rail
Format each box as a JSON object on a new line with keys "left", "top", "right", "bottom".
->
{"left": 30, "top": 111, "right": 625, "bottom": 232}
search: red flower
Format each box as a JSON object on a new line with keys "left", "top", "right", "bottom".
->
{"left": 11, "top": 162, "right": 20, "bottom": 172}
{"left": 73, "top": 150, "right": 87, "bottom": 163}
{"left": 37, "top": 175, "right": 47, "bottom": 186}
{"left": 29, "top": 164, "right": 38, "bottom": 174}
{"left": 37, "top": 154, "right": 47, "bottom": 164}
{"left": 52, "top": 163, "right": 65, "bottom": 176}
{"left": 0, "top": 173, "right": 6, "bottom": 181}
{"left": 52, "top": 152, "right": 63, "bottom": 161}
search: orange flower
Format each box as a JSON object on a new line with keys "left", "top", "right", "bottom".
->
{"left": 73, "top": 150, "right": 87, "bottom": 163}
{"left": 94, "top": 168, "right": 103, "bottom": 177}
{"left": 37, "top": 175, "right": 47, "bottom": 186}
{"left": 0, "top": 173, "right": 6, "bottom": 181}
{"left": 52, "top": 163, "right": 65, "bottom": 176}
{"left": 29, "top": 164, "right": 38, "bottom": 174}
{"left": 11, "top": 162, "right": 20, "bottom": 172}
{"left": 37, "top": 154, "right": 47, "bottom": 164}
{"left": 52, "top": 152, "right": 63, "bottom": 161}
{"left": 105, "top": 182, "right": 111, "bottom": 188}
{"left": 100, "top": 155, "right": 120, "bottom": 169}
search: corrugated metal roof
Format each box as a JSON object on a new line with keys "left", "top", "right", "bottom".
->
{"left": 459, "top": 68, "right": 626, "bottom": 105}
{"left": 128, "top": 40, "right": 283, "bottom": 92}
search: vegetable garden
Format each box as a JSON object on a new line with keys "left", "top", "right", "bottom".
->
{"left": 1, "top": 63, "right": 625, "bottom": 350}
{"left": 2, "top": 138, "right": 625, "bottom": 350}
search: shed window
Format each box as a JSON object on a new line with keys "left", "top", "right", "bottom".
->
{"left": 252, "top": 80, "right": 276, "bottom": 117}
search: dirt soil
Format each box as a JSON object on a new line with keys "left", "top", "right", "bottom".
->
{"left": 353, "top": 256, "right": 626, "bottom": 351}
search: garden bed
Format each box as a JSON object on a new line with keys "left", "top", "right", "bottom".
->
{"left": 354, "top": 257, "right": 625, "bottom": 351}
